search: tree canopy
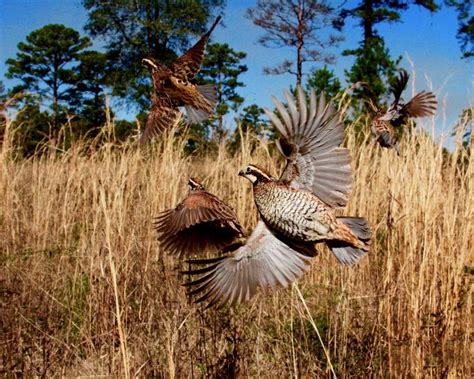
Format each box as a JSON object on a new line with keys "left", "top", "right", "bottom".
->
{"left": 82, "top": 0, "right": 224, "bottom": 108}
{"left": 6, "top": 24, "right": 92, "bottom": 129}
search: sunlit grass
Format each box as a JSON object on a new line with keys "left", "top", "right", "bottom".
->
{"left": 1, "top": 110, "right": 472, "bottom": 377}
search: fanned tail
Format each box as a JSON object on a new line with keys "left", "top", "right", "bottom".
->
{"left": 328, "top": 217, "right": 371, "bottom": 266}
{"left": 185, "top": 84, "right": 217, "bottom": 123}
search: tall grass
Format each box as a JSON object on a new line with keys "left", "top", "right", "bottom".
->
{"left": 1, "top": 113, "right": 472, "bottom": 377}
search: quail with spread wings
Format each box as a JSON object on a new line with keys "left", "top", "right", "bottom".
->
{"left": 139, "top": 16, "right": 221, "bottom": 143}
{"left": 154, "top": 177, "right": 244, "bottom": 257}
{"left": 371, "top": 69, "right": 437, "bottom": 153}
{"left": 184, "top": 87, "right": 371, "bottom": 307}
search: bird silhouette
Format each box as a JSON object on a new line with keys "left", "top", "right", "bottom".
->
{"left": 139, "top": 16, "right": 221, "bottom": 143}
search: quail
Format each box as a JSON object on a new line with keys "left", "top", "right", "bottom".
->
{"left": 184, "top": 87, "right": 371, "bottom": 307}
{"left": 239, "top": 163, "right": 370, "bottom": 265}
{"left": 154, "top": 177, "right": 244, "bottom": 257}
{"left": 139, "top": 16, "right": 221, "bottom": 143}
{"left": 371, "top": 69, "right": 437, "bottom": 153}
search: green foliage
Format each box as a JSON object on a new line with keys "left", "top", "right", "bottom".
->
{"left": 246, "top": 0, "right": 343, "bottom": 86}
{"left": 344, "top": 37, "right": 401, "bottom": 108}
{"left": 10, "top": 100, "right": 54, "bottom": 156}
{"left": 306, "top": 66, "right": 342, "bottom": 98}
{"left": 82, "top": 0, "right": 224, "bottom": 108}
{"left": 71, "top": 50, "right": 109, "bottom": 136}
{"left": 228, "top": 104, "right": 269, "bottom": 153}
{"left": 198, "top": 42, "right": 248, "bottom": 140}
{"left": 5, "top": 24, "right": 91, "bottom": 129}
{"left": 445, "top": 0, "right": 474, "bottom": 59}
{"left": 335, "top": 1, "right": 439, "bottom": 108}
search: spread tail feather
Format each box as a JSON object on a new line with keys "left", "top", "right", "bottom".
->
{"left": 197, "top": 84, "right": 218, "bottom": 106}
{"left": 328, "top": 217, "right": 371, "bottom": 266}
{"left": 184, "top": 84, "right": 217, "bottom": 123}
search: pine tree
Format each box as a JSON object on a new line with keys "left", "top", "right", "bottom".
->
{"left": 306, "top": 66, "right": 342, "bottom": 99}
{"left": 5, "top": 24, "right": 91, "bottom": 131}
{"left": 72, "top": 51, "right": 109, "bottom": 135}
{"left": 445, "top": 0, "right": 473, "bottom": 59}
{"left": 246, "top": 0, "right": 343, "bottom": 86}
{"left": 335, "top": 0, "right": 439, "bottom": 105}
{"left": 82, "top": 0, "right": 224, "bottom": 108}
{"left": 197, "top": 42, "right": 248, "bottom": 141}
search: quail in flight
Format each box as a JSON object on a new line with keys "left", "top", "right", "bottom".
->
{"left": 371, "top": 69, "right": 437, "bottom": 153}
{"left": 139, "top": 16, "right": 221, "bottom": 143}
{"left": 183, "top": 87, "right": 371, "bottom": 307}
{"left": 154, "top": 177, "right": 244, "bottom": 257}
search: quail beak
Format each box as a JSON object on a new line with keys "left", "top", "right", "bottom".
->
{"left": 238, "top": 170, "right": 245, "bottom": 177}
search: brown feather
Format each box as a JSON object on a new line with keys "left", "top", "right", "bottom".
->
{"left": 154, "top": 186, "right": 244, "bottom": 257}
{"left": 171, "top": 16, "right": 221, "bottom": 80}
{"left": 402, "top": 91, "right": 437, "bottom": 118}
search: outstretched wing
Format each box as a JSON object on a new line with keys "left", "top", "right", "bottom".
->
{"left": 264, "top": 86, "right": 352, "bottom": 208}
{"left": 402, "top": 91, "right": 437, "bottom": 118}
{"left": 139, "top": 97, "right": 182, "bottom": 144}
{"left": 183, "top": 221, "right": 315, "bottom": 307}
{"left": 154, "top": 189, "right": 244, "bottom": 256}
{"left": 390, "top": 69, "right": 409, "bottom": 106}
{"left": 171, "top": 16, "right": 221, "bottom": 81}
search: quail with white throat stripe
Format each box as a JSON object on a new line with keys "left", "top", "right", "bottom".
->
{"left": 139, "top": 16, "right": 221, "bottom": 143}
{"left": 184, "top": 86, "right": 372, "bottom": 307}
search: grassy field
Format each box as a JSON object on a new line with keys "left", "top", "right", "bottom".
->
{"left": 1, "top": 113, "right": 472, "bottom": 377}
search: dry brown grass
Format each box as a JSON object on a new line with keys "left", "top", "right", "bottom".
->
{"left": 1, "top": 113, "right": 472, "bottom": 377}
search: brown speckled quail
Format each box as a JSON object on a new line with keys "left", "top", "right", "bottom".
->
{"left": 371, "top": 69, "right": 437, "bottom": 153}
{"left": 184, "top": 86, "right": 371, "bottom": 307}
{"left": 154, "top": 176, "right": 244, "bottom": 257}
{"left": 139, "top": 16, "right": 221, "bottom": 143}
{"left": 239, "top": 164, "right": 370, "bottom": 265}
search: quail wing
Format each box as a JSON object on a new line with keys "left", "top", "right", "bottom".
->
{"left": 183, "top": 220, "right": 315, "bottom": 307}
{"left": 139, "top": 97, "right": 182, "bottom": 144}
{"left": 264, "top": 86, "right": 352, "bottom": 209}
{"left": 170, "top": 16, "right": 221, "bottom": 81}
{"left": 154, "top": 187, "right": 244, "bottom": 257}
{"left": 401, "top": 90, "right": 437, "bottom": 118}
{"left": 390, "top": 69, "right": 409, "bottom": 106}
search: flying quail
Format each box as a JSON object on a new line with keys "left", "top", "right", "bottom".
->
{"left": 371, "top": 69, "right": 437, "bottom": 152}
{"left": 239, "top": 163, "right": 370, "bottom": 265}
{"left": 184, "top": 87, "right": 371, "bottom": 307}
{"left": 154, "top": 177, "right": 244, "bottom": 257}
{"left": 139, "top": 16, "right": 221, "bottom": 143}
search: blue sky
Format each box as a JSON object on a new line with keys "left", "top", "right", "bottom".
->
{"left": 0, "top": 0, "right": 472, "bottom": 143}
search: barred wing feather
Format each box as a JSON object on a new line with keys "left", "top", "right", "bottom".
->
{"left": 154, "top": 189, "right": 243, "bottom": 256}
{"left": 264, "top": 86, "right": 352, "bottom": 208}
{"left": 183, "top": 221, "right": 313, "bottom": 307}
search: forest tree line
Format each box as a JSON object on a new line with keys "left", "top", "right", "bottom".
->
{"left": 0, "top": 0, "right": 472, "bottom": 155}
